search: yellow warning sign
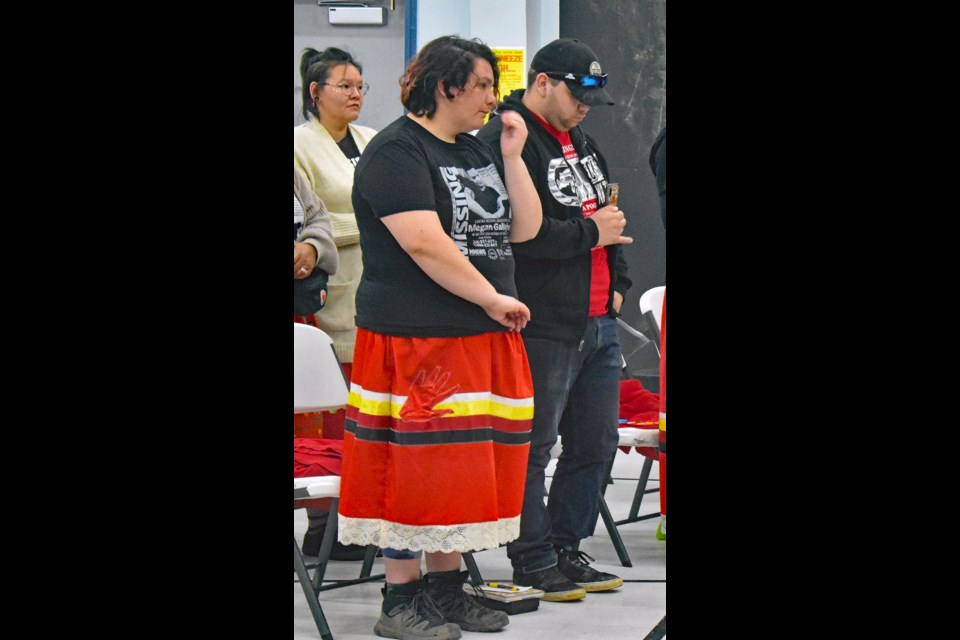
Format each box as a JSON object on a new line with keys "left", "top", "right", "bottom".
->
{"left": 492, "top": 48, "right": 525, "bottom": 103}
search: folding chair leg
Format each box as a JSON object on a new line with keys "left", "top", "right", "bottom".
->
{"left": 311, "top": 498, "right": 386, "bottom": 591}
{"left": 595, "top": 451, "right": 633, "bottom": 566}
{"left": 311, "top": 498, "right": 340, "bottom": 590}
{"left": 295, "top": 538, "right": 334, "bottom": 640}
{"left": 628, "top": 457, "right": 654, "bottom": 520}
{"left": 597, "top": 491, "right": 633, "bottom": 567}
{"left": 642, "top": 614, "right": 667, "bottom": 640}
{"left": 592, "top": 454, "right": 616, "bottom": 531}
{"left": 462, "top": 552, "right": 484, "bottom": 585}
{"left": 359, "top": 544, "right": 378, "bottom": 578}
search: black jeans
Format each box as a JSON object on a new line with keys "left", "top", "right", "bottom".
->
{"left": 508, "top": 316, "right": 622, "bottom": 574}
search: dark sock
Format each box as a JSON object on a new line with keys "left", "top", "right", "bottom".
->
{"left": 426, "top": 569, "right": 461, "bottom": 579}
{"left": 382, "top": 579, "right": 424, "bottom": 612}
{"left": 425, "top": 570, "right": 464, "bottom": 591}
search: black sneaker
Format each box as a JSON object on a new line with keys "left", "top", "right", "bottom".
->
{"left": 512, "top": 565, "right": 586, "bottom": 602}
{"left": 556, "top": 548, "right": 624, "bottom": 592}
{"left": 425, "top": 570, "right": 509, "bottom": 632}
{"left": 375, "top": 581, "right": 462, "bottom": 640}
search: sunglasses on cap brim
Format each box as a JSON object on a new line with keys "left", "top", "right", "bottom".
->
{"left": 543, "top": 71, "right": 608, "bottom": 88}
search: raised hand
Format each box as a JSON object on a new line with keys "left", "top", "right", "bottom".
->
{"left": 499, "top": 110, "right": 529, "bottom": 160}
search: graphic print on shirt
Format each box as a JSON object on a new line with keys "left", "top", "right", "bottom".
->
{"left": 440, "top": 164, "right": 513, "bottom": 261}
{"left": 546, "top": 151, "right": 610, "bottom": 215}
{"left": 293, "top": 194, "right": 305, "bottom": 240}
{"left": 399, "top": 365, "right": 461, "bottom": 422}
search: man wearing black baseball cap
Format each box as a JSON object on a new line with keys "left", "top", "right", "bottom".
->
{"left": 478, "top": 38, "right": 632, "bottom": 603}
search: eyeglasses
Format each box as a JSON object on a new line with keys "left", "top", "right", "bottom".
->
{"left": 543, "top": 72, "right": 608, "bottom": 88}
{"left": 322, "top": 81, "right": 370, "bottom": 96}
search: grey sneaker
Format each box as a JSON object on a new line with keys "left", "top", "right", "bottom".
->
{"left": 425, "top": 570, "right": 509, "bottom": 632}
{"left": 512, "top": 565, "right": 586, "bottom": 602}
{"left": 375, "top": 581, "right": 462, "bottom": 640}
{"left": 556, "top": 548, "right": 623, "bottom": 592}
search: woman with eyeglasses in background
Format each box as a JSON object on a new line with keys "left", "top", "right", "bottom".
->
{"left": 294, "top": 46, "right": 377, "bottom": 561}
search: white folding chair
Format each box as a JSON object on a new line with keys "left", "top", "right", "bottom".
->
{"left": 294, "top": 323, "right": 348, "bottom": 414}
{"left": 640, "top": 286, "right": 667, "bottom": 541}
{"left": 639, "top": 285, "right": 665, "bottom": 355}
{"left": 294, "top": 323, "right": 382, "bottom": 640}
{"left": 552, "top": 425, "right": 659, "bottom": 567}
{"left": 595, "top": 285, "right": 666, "bottom": 566}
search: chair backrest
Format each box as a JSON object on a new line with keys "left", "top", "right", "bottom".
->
{"left": 638, "top": 285, "right": 665, "bottom": 354}
{"left": 639, "top": 286, "right": 665, "bottom": 331}
{"left": 294, "top": 323, "right": 349, "bottom": 414}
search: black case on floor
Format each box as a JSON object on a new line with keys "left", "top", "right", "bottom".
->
{"left": 480, "top": 597, "right": 540, "bottom": 615}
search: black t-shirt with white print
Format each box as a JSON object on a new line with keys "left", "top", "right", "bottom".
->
{"left": 352, "top": 116, "right": 516, "bottom": 337}
{"left": 336, "top": 129, "right": 362, "bottom": 167}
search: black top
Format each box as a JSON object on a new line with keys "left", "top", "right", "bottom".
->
{"left": 336, "top": 129, "right": 362, "bottom": 167}
{"left": 352, "top": 116, "right": 517, "bottom": 337}
{"left": 477, "top": 90, "right": 631, "bottom": 344}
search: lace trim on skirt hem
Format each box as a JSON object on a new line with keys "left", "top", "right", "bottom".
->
{"left": 337, "top": 515, "right": 520, "bottom": 553}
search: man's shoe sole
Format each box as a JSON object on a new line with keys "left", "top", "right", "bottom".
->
{"left": 576, "top": 577, "right": 624, "bottom": 592}
{"left": 539, "top": 588, "right": 587, "bottom": 602}
{"left": 374, "top": 621, "right": 462, "bottom": 640}
{"left": 457, "top": 618, "right": 509, "bottom": 632}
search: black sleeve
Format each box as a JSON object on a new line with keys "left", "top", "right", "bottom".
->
{"left": 513, "top": 209, "right": 600, "bottom": 260}
{"left": 650, "top": 128, "right": 666, "bottom": 229}
{"left": 613, "top": 247, "right": 632, "bottom": 298}
{"left": 355, "top": 138, "right": 437, "bottom": 218}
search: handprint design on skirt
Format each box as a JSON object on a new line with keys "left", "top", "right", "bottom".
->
{"left": 399, "top": 366, "right": 461, "bottom": 422}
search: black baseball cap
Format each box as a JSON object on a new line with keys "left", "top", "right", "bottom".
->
{"left": 530, "top": 38, "right": 615, "bottom": 106}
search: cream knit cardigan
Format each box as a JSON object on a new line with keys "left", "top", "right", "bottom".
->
{"left": 294, "top": 118, "right": 378, "bottom": 363}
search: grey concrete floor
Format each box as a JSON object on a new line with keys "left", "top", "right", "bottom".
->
{"left": 295, "top": 449, "right": 666, "bottom": 639}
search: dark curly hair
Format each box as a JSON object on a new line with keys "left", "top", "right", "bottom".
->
{"left": 400, "top": 36, "right": 499, "bottom": 118}
{"left": 300, "top": 47, "right": 363, "bottom": 121}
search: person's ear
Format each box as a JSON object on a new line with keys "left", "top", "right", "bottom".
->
{"left": 534, "top": 72, "right": 551, "bottom": 96}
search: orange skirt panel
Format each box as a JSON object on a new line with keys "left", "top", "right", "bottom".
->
{"left": 338, "top": 328, "right": 533, "bottom": 553}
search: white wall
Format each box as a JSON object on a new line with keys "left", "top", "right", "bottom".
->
{"left": 470, "top": 0, "right": 526, "bottom": 48}
{"left": 526, "top": 0, "right": 559, "bottom": 63}
{"left": 416, "top": 0, "right": 471, "bottom": 46}
{"left": 416, "top": 0, "right": 558, "bottom": 79}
